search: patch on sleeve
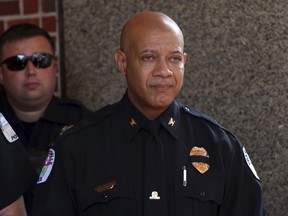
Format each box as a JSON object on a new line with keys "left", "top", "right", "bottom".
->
{"left": 0, "top": 112, "right": 18, "bottom": 143}
{"left": 243, "top": 147, "right": 260, "bottom": 180}
{"left": 38, "top": 149, "right": 56, "bottom": 184}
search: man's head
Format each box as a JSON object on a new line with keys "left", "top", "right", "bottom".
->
{"left": 115, "top": 11, "right": 186, "bottom": 119}
{"left": 0, "top": 24, "right": 57, "bottom": 113}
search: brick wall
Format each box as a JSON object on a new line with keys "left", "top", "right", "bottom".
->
{"left": 0, "top": 0, "right": 62, "bottom": 96}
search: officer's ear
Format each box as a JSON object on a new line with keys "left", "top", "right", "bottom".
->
{"left": 114, "top": 49, "right": 127, "bottom": 76}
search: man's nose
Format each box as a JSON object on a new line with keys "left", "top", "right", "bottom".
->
{"left": 25, "top": 61, "right": 37, "bottom": 76}
{"left": 153, "top": 59, "right": 173, "bottom": 77}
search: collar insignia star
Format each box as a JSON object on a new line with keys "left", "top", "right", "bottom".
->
{"left": 168, "top": 117, "right": 175, "bottom": 126}
{"left": 129, "top": 118, "right": 137, "bottom": 127}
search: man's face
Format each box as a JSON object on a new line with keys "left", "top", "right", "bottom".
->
{"left": 118, "top": 29, "right": 186, "bottom": 118}
{"left": 0, "top": 36, "right": 57, "bottom": 110}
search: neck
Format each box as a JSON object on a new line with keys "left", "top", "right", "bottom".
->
{"left": 7, "top": 97, "right": 51, "bottom": 123}
{"left": 13, "top": 107, "right": 46, "bottom": 122}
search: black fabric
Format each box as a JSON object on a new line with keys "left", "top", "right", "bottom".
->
{"left": 31, "top": 93, "right": 265, "bottom": 216}
{"left": 142, "top": 120, "right": 168, "bottom": 216}
{"left": 0, "top": 113, "right": 37, "bottom": 209}
{"left": 0, "top": 96, "right": 92, "bottom": 214}
{"left": 0, "top": 96, "right": 92, "bottom": 173}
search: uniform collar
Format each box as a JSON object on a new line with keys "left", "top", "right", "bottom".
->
{"left": 119, "top": 93, "right": 180, "bottom": 141}
{"left": 42, "top": 96, "right": 72, "bottom": 124}
{"left": 157, "top": 100, "right": 180, "bottom": 139}
{"left": 0, "top": 101, "right": 18, "bottom": 127}
{"left": 0, "top": 96, "right": 70, "bottom": 126}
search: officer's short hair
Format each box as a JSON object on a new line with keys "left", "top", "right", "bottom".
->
{"left": 0, "top": 23, "right": 55, "bottom": 59}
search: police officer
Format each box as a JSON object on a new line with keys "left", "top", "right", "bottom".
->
{"left": 31, "top": 11, "right": 265, "bottom": 216}
{"left": 0, "top": 24, "right": 92, "bottom": 213}
{"left": 0, "top": 112, "right": 37, "bottom": 216}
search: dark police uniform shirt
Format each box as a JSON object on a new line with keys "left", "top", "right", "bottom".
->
{"left": 0, "top": 96, "right": 92, "bottom": 173}
{"left": 0, "top": 113, "right": 37, "bottom": 210}
{"left": 31, "top": 93, "right": 265, "bottom": 216}
{"left": 0, "top": 95, "right": 92, "bottom": 214}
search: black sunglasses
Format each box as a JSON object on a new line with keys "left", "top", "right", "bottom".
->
{"left": 0, "top": 53, "right": 54, "bottom": 71}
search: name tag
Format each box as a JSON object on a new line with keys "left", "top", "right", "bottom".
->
{"left": 0, "top": 112, "right": 18, "bottom": 143}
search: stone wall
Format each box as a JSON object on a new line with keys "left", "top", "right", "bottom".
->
{"left": 62, "top": 1, "right": 288, "bottom": 215}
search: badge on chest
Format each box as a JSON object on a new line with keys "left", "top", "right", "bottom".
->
{"left": 189, "top": 146, "right": 210, "bottom": 174}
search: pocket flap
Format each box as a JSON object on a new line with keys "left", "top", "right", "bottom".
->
{"left": 79, "top": 179, "right": 132, "bottom": 210}
{"left": 175, "top": 174, "right": 224, "bottom": 205}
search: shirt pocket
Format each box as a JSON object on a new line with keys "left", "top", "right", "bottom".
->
{"left": 175, "top": 171, "right": 224, "bottom": 216}
{"left": 78, "top": 179, "right": 134, "bottom": 215}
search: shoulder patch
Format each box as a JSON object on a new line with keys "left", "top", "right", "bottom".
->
{"left": 243, "top": 147, "right": 260, "bottom": 180}
{"left": 0, "top": 112, "right": 18, "bottom": 143}
{"left": 38, "top": 149, "right": 56, "bottom": 184}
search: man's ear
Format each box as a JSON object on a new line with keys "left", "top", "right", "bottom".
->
{"left": 114, "top": 49, "right": 127, "bottom": 76}
{"left": 53, "top": 56, "right": 58, "bottom": 74}
{"left": 183, "top": 52, "right": 187, "bottom": 64}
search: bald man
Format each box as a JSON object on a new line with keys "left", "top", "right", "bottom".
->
{"left": 31, "top": 11, "right": 265, "bottom": 216}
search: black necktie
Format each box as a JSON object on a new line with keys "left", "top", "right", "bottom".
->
{"left": 142, "top": 120, "right": 168, "bottom": 216}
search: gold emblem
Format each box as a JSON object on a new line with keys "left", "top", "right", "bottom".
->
{"left": 60, "top": 124, "right": 74, "bottom": 135}
{"left": 190, "top": 146, "right": 210, "bottom": 174}
{"left": 94, "top": 180, "right": 116, "bottom": 192}
{"left": 168, "top": 117, "right": 175, "bottom": 126}
{"left": 129, "top": 118, "right": 137, "bottom": 127}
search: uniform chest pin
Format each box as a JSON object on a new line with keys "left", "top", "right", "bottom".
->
{"left": 60, "top": 124, "right": 74, "bottom": 135}
{"left": 129, "top": 118, "right": 137, "bottom": 127}
{"left": 149, "top": 191, "right": 160, "bottom": 200}
{"left": 168, "top": 117, "right": 175, "bottom": 126}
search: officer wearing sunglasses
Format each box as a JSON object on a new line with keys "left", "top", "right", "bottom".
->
{"left": 0, "top": 53, "right": 54, "bottom": 72}
{"left": 0, "top": 24, "right": 92, "bottom": 214}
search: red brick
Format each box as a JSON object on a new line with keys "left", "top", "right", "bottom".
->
{"left": 42, "top": 16, "right": 56, "bottom": 32}
{"left": 42, "top": 0, "right": 56, "bottom": 12}
{"left": 7, "top": 18, "right": 39, "bottom": 28}
{"left": 0, "top": 1, "right": 20, "bottom": 15}
{"left": 23, "top": 0, "right": 39, "bottom": 14}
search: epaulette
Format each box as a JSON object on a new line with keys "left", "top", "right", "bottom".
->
{"left": 181, "top": 105, "right": 237, "bottom": 138}
{"left": 181, "top": 105, "right": 222, "bottom": 128}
